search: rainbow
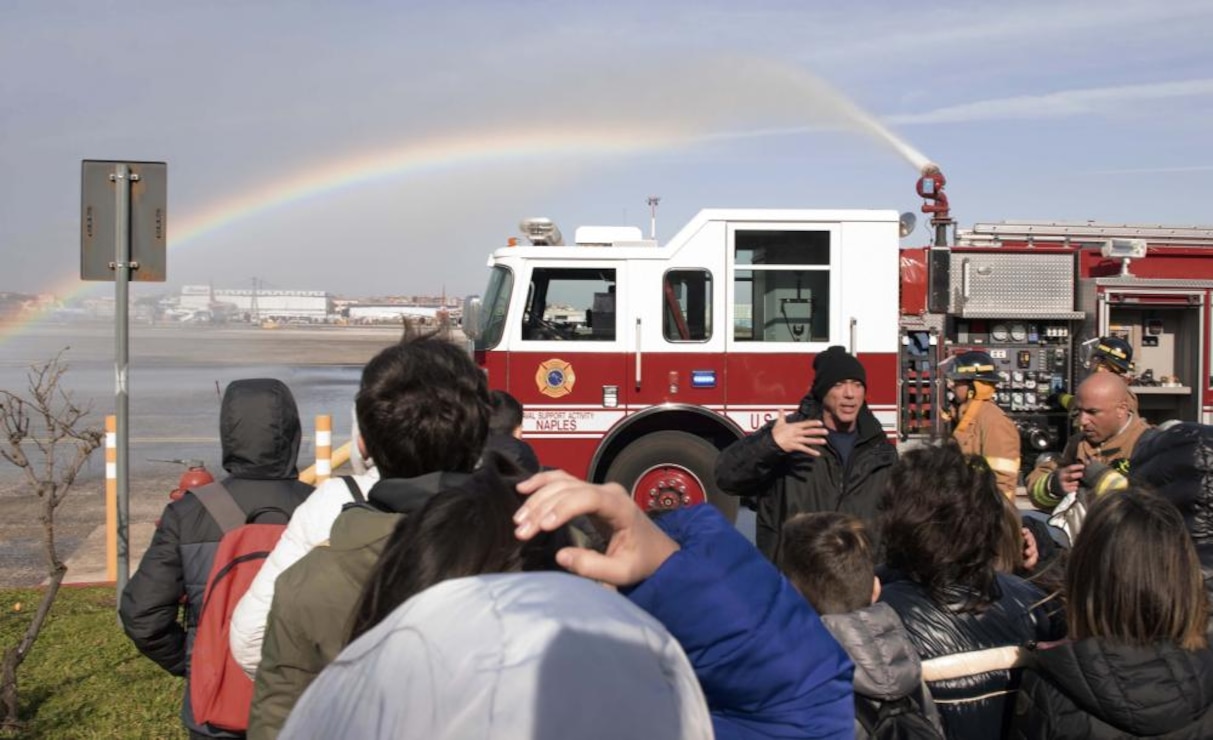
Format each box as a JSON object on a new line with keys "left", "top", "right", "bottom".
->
{"left": 2, "top": 123, "right": 700, "bottom": 343}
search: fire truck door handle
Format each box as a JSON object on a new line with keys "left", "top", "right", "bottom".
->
{"left": 961, "top": 258, "right": 971, "bottom": 302}
{"left": 849, "top": 317, "right": 858, "bottom": 354}
{"left": 635, "top": 318, "right": 642, "bottom": 389}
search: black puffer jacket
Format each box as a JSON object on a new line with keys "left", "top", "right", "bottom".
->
{"left": 714, "top": 396, "right": 896, "bottom": 558}
{"left": 1012, "top": 638, "right": 1213, "bottom": 738}
{"left": 878, "top": 570, "right": 1063, "bottom": 740}
{"left": 1131, "top": 422, "right": 1213, "bottom": 593}
{"left": 120, "top": 379, "right": 314, "bottom": 737}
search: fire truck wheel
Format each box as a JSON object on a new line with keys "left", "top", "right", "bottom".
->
{"left": 606, "top": 431, "right": 738, "bottom": 524}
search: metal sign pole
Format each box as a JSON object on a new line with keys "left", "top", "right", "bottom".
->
{"left": 112, "top": 163, "right": 132, "bottom": 595}
{"left": 81, "top": 158, "right": 165, "bottom": 607}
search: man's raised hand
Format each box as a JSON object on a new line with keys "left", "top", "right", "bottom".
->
{"left": 771, "top": 412, "right": 829, "bottom": 457}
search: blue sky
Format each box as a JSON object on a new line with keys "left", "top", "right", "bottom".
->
{"left": 2, "top": 0, "right": 1211, "bottom": 298}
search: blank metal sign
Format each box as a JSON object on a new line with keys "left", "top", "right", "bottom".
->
{"left": 80, "top": 160, "right": 167, "bottom": 282}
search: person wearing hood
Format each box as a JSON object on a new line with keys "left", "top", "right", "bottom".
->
{"left": 120, "top": 378, "right": 313, "bottom": 739}
{"left": 247, "top": 334, "right": 497, "bottom": 740}
{"left": 715, "top": 345, "right": 897, "bottom": 558}
{"left": 778, "top": 512, "right": 944, "bottom": 738}
{"left": 1012, "top": 487, "right": 1213, "bottom": 739}
{"left": 1131, "top": 422, "right": 1213, "bottom": 601}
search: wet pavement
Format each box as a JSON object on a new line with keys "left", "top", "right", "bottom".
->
{"left": 0, "top": 321, "right": 401, "bottom": 586}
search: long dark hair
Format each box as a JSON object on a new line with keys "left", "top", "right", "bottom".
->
{"left": 879, "top": 442, "right": 1006, "bottom": 612}
{"left": 346, "top": 456, "right": 572, "bottom": 643}
{"left": 1067, "top": 487, "right": 1208, "bottom": 650}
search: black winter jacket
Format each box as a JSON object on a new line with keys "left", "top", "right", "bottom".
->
{"left": 879, "top": 570, "right": 1063, "bottom": 740}
{"left": 119, "top": 379, "right": 313, "bottom": 737}
{"left": 481, "top": 432, "right": 541, "bottom": 475}
{"left": 714, "top": 396, "right": 896, "bottom": 558}
{"left": 1012, "top": 638, "right": 1213, "bottom": 738}
{"left": 1131, "top": 422, "right": 1213, "bottom": 595}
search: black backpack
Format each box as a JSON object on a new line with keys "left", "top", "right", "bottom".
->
{"left": 856, "top": 695, "right": 944, "bottom": 740}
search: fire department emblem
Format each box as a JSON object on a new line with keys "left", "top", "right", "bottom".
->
{"left": 536, "top": 359, "right": 576, "bottom": 399}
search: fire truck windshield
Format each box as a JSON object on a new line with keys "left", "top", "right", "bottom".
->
{"left": 476, "top": 266, "right": 513, "bottom": 350}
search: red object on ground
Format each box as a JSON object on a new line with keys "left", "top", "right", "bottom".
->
{"left": 171, "top": 464, "right": 215, "bottom": 502}
{"left": 156, "top": 462, "right": 216, "bottom": 527}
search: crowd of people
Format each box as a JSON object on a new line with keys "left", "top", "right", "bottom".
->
{"left": 118, "top": 335, "right": 1213, "bottom": 739}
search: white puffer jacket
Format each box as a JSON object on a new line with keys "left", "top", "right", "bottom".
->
{"left": 228, "top": 471, "right": 378, "bottom": 677}
{"left": 281, "top": 573, "right": 713, "bottom": 740}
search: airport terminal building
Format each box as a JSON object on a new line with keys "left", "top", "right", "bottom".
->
{"left": 178, "top": 285, "right": 332, "bottom": 321}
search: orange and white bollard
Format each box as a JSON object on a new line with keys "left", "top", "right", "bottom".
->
{"left": 315, "top": 415, "right": 332, "bottom": 484}
{"left": 106, "top": 415, "right": 117, "bottom": 583}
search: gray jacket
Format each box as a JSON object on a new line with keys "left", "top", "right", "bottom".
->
{"left": 822, "top": 602, "right": 944, "bottom": 738}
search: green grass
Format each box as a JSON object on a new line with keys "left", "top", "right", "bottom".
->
{"left": 0, "top": 586, "right": 186, "bottom": 739}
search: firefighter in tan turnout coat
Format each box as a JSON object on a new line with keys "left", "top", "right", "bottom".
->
{"left": 947, "top": 351, "right": 1021, "bottom": 500}
{"left": 1027, "top": 372, "right": 1150, "bottom": 513}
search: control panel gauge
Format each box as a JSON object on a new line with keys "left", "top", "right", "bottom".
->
{"left": 991, "top": 324, "right": 1009, "bottom": 342}
{"left": 1009, "top": 323, "right": 1028, "bottom": 342}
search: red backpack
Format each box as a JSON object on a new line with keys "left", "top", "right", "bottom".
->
{"left": 189, "top": 482, "right": 290, "bottom": 732}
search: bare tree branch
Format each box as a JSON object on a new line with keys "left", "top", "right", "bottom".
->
{"left": 0, "top": 349, "right": 102, "bottom": 729}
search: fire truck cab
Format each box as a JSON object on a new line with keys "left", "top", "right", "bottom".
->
{"left": 466, "top": 209, "right": 903, "bottom": 519}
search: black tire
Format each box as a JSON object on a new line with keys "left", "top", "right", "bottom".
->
{"left": 605, "top": 431, "right": 738, "bottom": 524}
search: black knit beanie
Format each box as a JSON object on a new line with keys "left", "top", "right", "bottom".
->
{"left": 810, "top": 345, "right": 866, "bottom": 401}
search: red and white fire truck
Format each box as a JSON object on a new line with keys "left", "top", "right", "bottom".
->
{"left": 465, "top": 168, "right": 1213, "bottom": 519}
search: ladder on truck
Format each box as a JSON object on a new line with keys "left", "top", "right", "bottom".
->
{"left": 959, "top": 221, "right": 1213, "bottom": 248}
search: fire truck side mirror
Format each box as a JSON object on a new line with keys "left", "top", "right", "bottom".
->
{"left": 463, "top": 295, "right": 483, "bottom": 340}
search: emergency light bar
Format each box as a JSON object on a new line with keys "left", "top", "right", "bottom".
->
{"left": 520, "top": 218, "right": 564, "bottom": 246}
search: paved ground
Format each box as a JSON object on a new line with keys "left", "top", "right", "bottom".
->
{"left": 0, "top": 472, "right": 181, "bottom": 587}
{"left": 0, "top": 321, "right": 407, "bottom": 588}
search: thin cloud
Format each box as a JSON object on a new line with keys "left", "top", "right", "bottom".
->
{"left": 794, "top": 1, "right": 1213, "bottom": 65}
{"left": 688, "top": 78, "right": 1213, "bottom": 143}
{"left": 885, "top": 79, "right": 1213, "bottom": 125}
{"left": 1086, "top": 164, "right": 1213, "bottom": 175}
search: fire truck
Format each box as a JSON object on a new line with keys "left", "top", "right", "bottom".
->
{"left": 464, "top": 167, "right": 1213, "bottom": 519}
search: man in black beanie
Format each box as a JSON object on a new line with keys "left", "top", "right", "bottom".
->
{"left": 715, "top": 346, "right": 896, "bottom": 559}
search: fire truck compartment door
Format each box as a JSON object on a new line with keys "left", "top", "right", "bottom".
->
{"left": 1099, "top": 289, "right": 1205, "bottom": 423}
{"left": 950, "top": 252, "right": 1084, "bottom": 319}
